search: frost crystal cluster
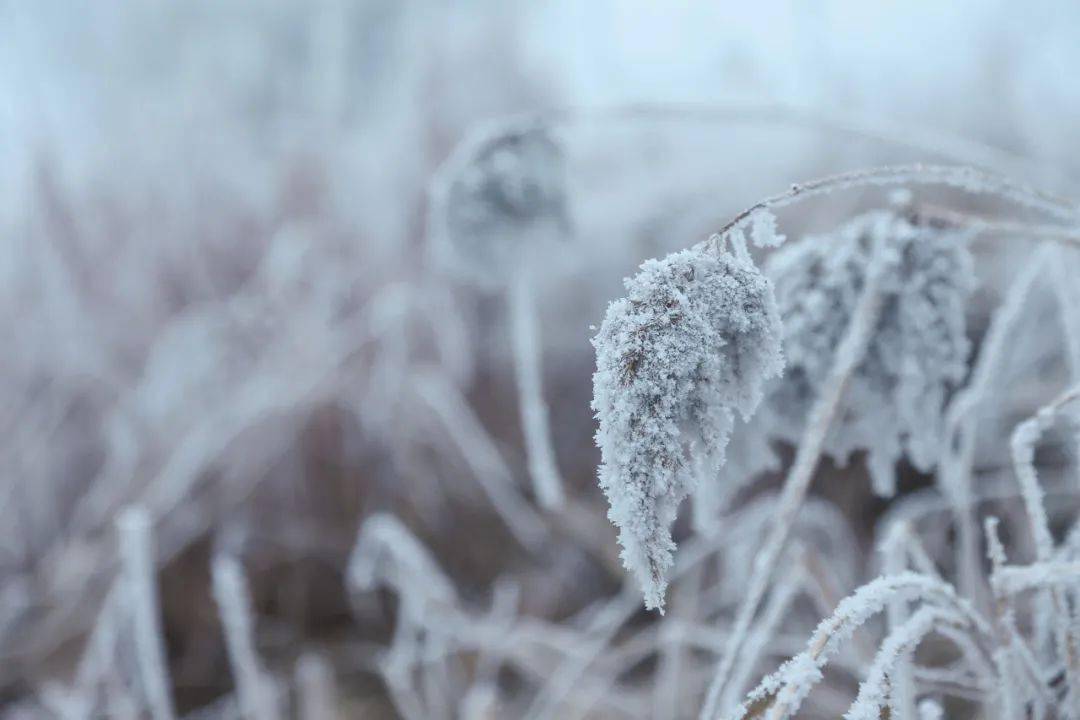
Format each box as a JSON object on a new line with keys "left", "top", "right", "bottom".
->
{"left": 430, "top": 122, "right": 569, "bottom": 288}
{"left": 766, "top": 210, "right": 975, "bottom": 496}
{"left": 592, "top": 245, "right": 784, "bottom": 610}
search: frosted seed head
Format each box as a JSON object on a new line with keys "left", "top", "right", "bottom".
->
{"left": 591, "top": 244, "right": 783, "bottom": 610}
{"left": 429, "top": 121, "right": 569, "bottom": 290}
{"left": 766, "top": 210, "right": 975, "bottom": 496}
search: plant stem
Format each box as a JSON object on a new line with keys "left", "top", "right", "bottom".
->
{"left": 699, "top": 256, "right": 887, "bottom": 720}
{"left": 116, "top": 507, "right": 176, "bottom": 720}
{"left": 212, "top": 555, "right": 282, "bottom": 720}
{"left": 508, "top": 267, "right": 565, "bottom": 509}
{"left": 706, "top": 164, "right": 1078, "bottom": 247}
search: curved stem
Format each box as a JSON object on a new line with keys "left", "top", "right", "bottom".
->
{"left": 1010, "top": 385, "right": 1080, "bottom": 562}
{"left": 1052, "top": 246, "right": 1080, "bottom": 379}
{"left": 508, "top": 268, "right": 565, "bottom": 509}
{"left": 731, "top": 572, "right": 993, "bottom": 720}
{"left": 940, "top": 249, "right": 1052, "bottom": 608}
{"left": 703, "top": 165, "right": 1078, "bottom": 250}
{"left": 1008, "top": 385, "right": 1080, "bottom": 707}
{"left": 844, "top": 606, "right": 966, "bottom": 720}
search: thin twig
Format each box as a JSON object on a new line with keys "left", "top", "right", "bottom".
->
{"left": 705, "top": 165, "right": 1078, "bottom": 250}
{"left": 211, "top": 555, "right": 282, "bottom": 720}
{"left": 508, "top": 267, "right": 565, "bottom": 509}
{"left": 116, "top": 507, "right": 175, "bottom": 720}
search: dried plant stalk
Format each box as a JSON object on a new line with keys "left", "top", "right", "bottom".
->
{"left": 211, "top": 555, "right": 282, "bottom": 720}
{"left": 116, "top": 507, "right": 176, "bottom": 720}
{"left": 509, "top": 269, "right": 566, "bottom": 509}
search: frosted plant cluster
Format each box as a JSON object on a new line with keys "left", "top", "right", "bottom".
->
{"left": 766, "top": 210, "right": 976, "bottom": 496}
{"left": 592, "top": 245, "right": 783, "bottom": 610}
{"left": 589, "top": 164, "right": 1080, "bottom": 720}
{"left": 6, "top": 6, "right": 1080, "bottom": 718}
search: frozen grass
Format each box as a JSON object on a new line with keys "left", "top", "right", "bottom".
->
{"left": 4, "top": 5, "right": 1080, "bottom": 718}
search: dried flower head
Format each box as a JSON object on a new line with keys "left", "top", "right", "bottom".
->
{"left": 766, "top": 210, "right": 975, "bottom": 496}
{"left": 429, "top": 121, "right": 569, "bottom": 289}
{"left": 592, "top": 244, "right": 784, "bottom": 610}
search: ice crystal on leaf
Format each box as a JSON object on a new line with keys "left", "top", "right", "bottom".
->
{"left": 750, "top": 209, "right": 786, "bottom": 249}
{"left": 430, "top": 122, "right": 569, "bottom": 290}
{"left": 592, "top": 244, "right": 784, "bottom": 611}
{"left": 766, "top": 210, "right": 975, "bottom": 496}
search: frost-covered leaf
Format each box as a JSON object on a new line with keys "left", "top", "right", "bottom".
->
{"left": 766, "top": 210, "right": 975, "bottom": 496}
{"left": 592, "top": 245, "right": 783, "bottom": 610}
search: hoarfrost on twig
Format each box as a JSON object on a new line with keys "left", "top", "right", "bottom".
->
{"left": 844, "top": 605, "right": 964, "bottom": 720}
{"left": 730, "top": 572, "right": 990, "bottom": 720}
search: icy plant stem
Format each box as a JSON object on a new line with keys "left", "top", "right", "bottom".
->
{"left": 296, "top": 653, "right": 338, "bottom": 720}
{"left": 845, "top": 606, "right": 961, "bottom": 720}
{"left": 1010, "top": 388, "right": 1080, "bottom": 561}
{"left": 653, "top": 567, "right": 702, "bottom": 720}
{"left": 116, "top": 507, "right": 176, "bottom": 720}
{"left": 1010, "top": 385, "right": 1080, "bottom": 707}
{"left": 707, "top": 164, "right": 1080, "bottom": 243}
{"left": 508, "top": 267, "right": 565, "bottom": 509}
{"left": 71, "top": 581, "right": 122, "bottom": 706}
{"left": 983, "top": 518, "right": 1053, "bottom": 712}
{"left": 1052, "top": 246, "right": 1080, "bottom": 379}
{"left": 699, "top": 264, "right": 887, "bottom": 720}
{"left": 880, "top": 521, "right": 919, "bottom": 718}
{"left": 732, "top": 573, "right": 992, "bottom": 720}
{"left": 212, "top": 555, "right": 282, "bottom": 720}
{"left": 524, "top": 586, "right": 644, "bottom": 720}
{"left": 940, "top": 249, "right": 1050, "bottom": 607}
{"left": 415, "top": 370, "right": 547, "bottom": 549}
{"left": 721, "top": 560, "right": 805, "bottom": 710}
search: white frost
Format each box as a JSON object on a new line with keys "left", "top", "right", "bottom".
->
{"left": 592, "top": 245, "right": 783, "bottom": 610}
{"left": 767, "top": 210, "right": 975, "bottom": 496}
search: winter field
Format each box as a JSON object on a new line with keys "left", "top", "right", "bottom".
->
{"left": 3, "top": 2, "right": 1080, "bottom": 718}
